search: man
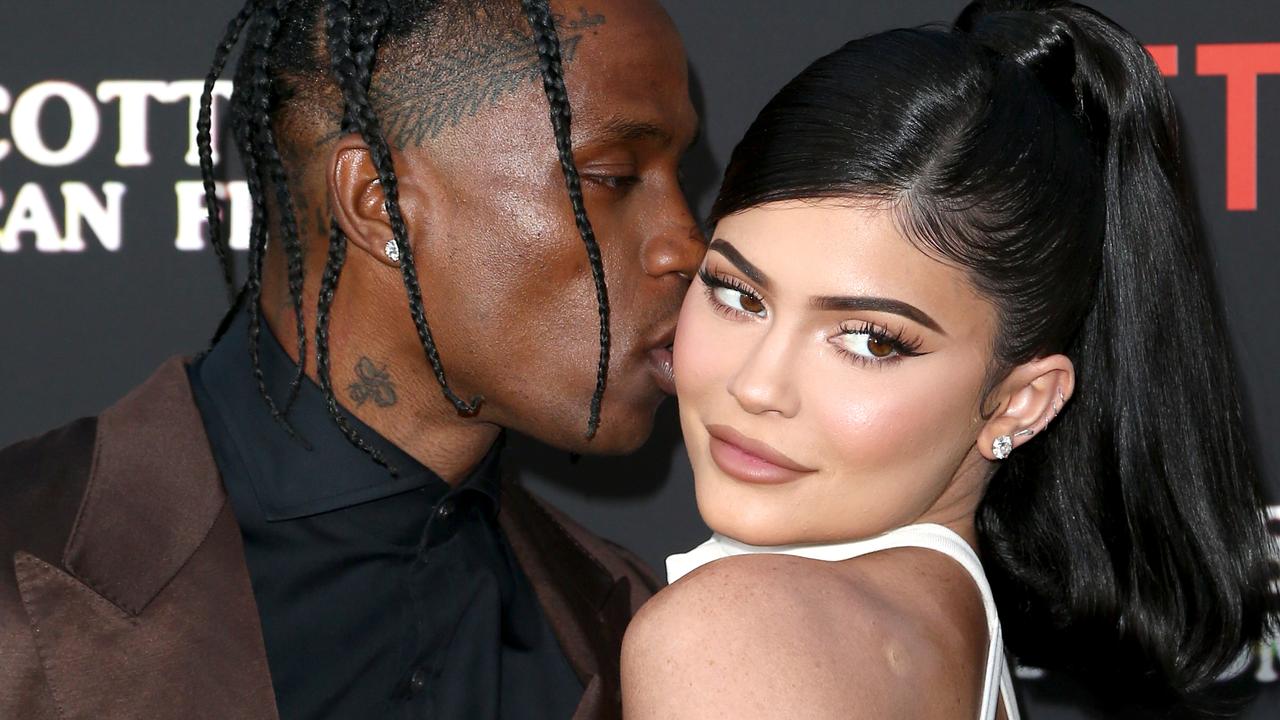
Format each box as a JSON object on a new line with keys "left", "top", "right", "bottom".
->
{"left": 0, "top": 0, "right": 703, "bottom": 717}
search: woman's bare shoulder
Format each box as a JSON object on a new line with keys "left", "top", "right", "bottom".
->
{"left": 621, "top": 552, "right": 981, "bottom": 719}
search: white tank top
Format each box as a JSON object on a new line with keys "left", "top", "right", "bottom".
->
{"left": 666, "top": 523, "right": 1020, "bottom": 720}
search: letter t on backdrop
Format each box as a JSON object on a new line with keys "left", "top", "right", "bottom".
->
{"left": 1198, "top": 43, "right": 1280, "bottom": 211}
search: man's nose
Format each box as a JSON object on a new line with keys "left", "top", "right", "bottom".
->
{"left": 642, "top": 214, "right": 707, "bottom": 281}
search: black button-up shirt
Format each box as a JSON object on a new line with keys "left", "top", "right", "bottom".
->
{"left": 187, "top": 307, "right": 581, "bottom": 719}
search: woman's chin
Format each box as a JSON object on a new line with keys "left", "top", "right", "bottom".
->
{"left": 695, "top": 479, "right": 806, "bottom": 547}
{"left": 698, "top": 504, "right": 807, "bottom": 547}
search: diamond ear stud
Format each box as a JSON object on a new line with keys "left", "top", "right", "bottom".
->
{"left": 992, "top": 435, "right": 1013, "bottom": 460}
{"left": 384, "top": 239, "right": 401, "bottom": 263}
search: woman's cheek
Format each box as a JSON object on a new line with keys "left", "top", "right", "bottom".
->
{"left": 810, "top": 380, "right": 888, "bottom": 466}
{"left": 673, "top": 294, "right": 724, "bottom": 399}
{"left": 813, "top": 358, "right": 980, "bottom": 505}
{"left": 802, "top": 360, "right": 944, "bottom": 477}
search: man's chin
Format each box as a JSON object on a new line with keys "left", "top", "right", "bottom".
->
{"left": 571, "top": 420, "right": 656, "bottom": 456}
{"left": 542, "top": 402, "right": 666, "bottom": 456}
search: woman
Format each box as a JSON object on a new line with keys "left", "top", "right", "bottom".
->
{"left": 621, "top": 1, "right": 1276, "bottom": 718}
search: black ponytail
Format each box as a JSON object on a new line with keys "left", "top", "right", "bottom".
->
{"left": 963, "top": 1, "right": 1275, "bottom": 701}
{"left": 711, "top": 0, "right": 1275, "bottom": 706}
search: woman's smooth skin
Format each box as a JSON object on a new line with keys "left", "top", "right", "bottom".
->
{"left": 621, "top": 200, "right": 1073, "bottom": 719}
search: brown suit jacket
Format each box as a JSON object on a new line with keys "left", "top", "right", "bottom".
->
{"left": 0, "top": 358, "right": 661, "bottom": 720}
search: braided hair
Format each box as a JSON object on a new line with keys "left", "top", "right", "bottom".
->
{"left": 521, "top": 0, "right": 611, "bottom": 439}
{"left": 197, "top": 0, "right": 613, "bottom": 473}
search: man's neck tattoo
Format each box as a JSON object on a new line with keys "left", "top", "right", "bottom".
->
{"left": 348, "top": 357, "right": 398, "bottom": 408}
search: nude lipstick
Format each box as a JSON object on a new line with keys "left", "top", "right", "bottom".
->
{"left": 705, "top": 424, "right": 816, "bottom": 485}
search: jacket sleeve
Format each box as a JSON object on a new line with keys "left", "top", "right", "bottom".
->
{"left": 0, "top": 416, "right": 98, "bottom": 719}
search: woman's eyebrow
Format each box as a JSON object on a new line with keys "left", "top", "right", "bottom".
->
{"left": 707, "top": 237, "right": 945, "bottom": 335}
{"left": 707, "top": 238, "right": 770, "bottom": 289}
{"left": 811, "top": 295, "right": 946, "bottom": 335}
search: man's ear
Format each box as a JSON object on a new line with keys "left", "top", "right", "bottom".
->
{"left": 978, "top": 354, "right": 1076, "bottom": 460}
{"left": 328, "top": 135, "right": 418, "bottom": 268}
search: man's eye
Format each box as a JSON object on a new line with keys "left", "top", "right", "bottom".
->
{"left": 601, "top": 175, "right": 640, "bottom": 189}
{"left": 583, "top": 171, "right": 640, "bottom": 190}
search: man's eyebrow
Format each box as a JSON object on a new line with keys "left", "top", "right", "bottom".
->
{"left": 811, "top": 295, "right": 947, "bottom": 335}
{"left": 593, "top": 118, "right": 674, "bottom": 145}
{"left": 707, "top": 238, "right": 770, "bottom": 289}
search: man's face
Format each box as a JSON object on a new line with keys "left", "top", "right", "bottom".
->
{"left": 392, "top": 0, "right": 704, "bottom": 453}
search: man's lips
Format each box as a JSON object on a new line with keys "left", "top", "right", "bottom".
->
{"left": 705, "top": 424, "right": 817, "bottom": 484}
{"left": 644, "top": 325, "right": 678, "bottom": 396}
{"left": 646, "top": 346, "right": 676, "bottom": 395}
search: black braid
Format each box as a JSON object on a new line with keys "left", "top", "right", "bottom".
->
{"left": 349, "top": 0, "right": 382, "bottom": 96}
{"left": 300, "top": 0, "right": 399, "bottom": 472}
{"left": 326, "top": 0, "right": 484, "bottom": 419}
{"left": 198, "top": 0, "right": 261, "bottom": 306}
{"left": 315, "top": 218, "right": 397, "bottom": 473}
{"left": 254, "top": 0, "right": 311, "bottom": 413}
{"left": 520, "top": 0, "right": 611, "bottom": 439}
{"left": 242, "top": 2, "right": 311, "bottom": 445}
{"left": 208, "top": 283, "right": 251, "bottom": 353}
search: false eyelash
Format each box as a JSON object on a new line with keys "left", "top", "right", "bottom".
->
{"left": 835, "top": 320, "right": 925, "bottom": 362}
{"left": 698, "top": 267, "right": 765, "bottom": 317}
{"left": 698, "top": 267, "right": 926, "bottom": 365}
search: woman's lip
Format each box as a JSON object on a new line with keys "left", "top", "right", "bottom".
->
{"left": 646, "top": 347, "right": 676, "bottom": 396}
{"left": 705, "top": 424, "right": 817, "bottom": 484}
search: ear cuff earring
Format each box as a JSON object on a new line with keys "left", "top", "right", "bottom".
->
{"left": 384, "top": 239, "right": 401, "bottom": 263}
{"left": 1041, "top": 387, "right": 1067, "bottom": 433}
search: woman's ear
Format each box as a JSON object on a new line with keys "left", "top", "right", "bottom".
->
{"left": 328, "top": 135, "right": 416, "bottom": 268}
{"left": 978, "top": 354, "right": 1075, "bottom": 460}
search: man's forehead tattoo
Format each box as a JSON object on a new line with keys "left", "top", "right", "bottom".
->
{"left": 372, "top": 7, "right": 606, "bottom": 148}
{"left": 197, "top": 0, "right": 616, "bottom": 474}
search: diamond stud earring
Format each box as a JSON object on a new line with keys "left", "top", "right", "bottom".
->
{"left": 383, "top": 239, "right": 401, "bottom": 263}
{"left": 992, "top": 435, "right": 1014, "bottom": 460}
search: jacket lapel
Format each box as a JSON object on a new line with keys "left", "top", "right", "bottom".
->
{"left": 499, "top": 480, "right": 636, "bottom": 720}
{"left": 13, "top": 357, "right": 277, "bottom": 720}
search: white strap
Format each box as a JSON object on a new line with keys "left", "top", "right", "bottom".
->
{"left": 666, "top": 524, "right": 1020, "bottom": 720}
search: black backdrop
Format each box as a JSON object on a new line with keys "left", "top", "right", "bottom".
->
{"left": 1, "top": 1, "right": 1276, "bottom": 717}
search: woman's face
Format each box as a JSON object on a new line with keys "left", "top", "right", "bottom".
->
{"left": 674, "top": 200, "right": 1001, "bottom": 546}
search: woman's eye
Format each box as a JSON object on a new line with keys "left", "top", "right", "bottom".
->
{"left": 838, "top": 331, "right": 898, "bottom": 360}
{"left": 712, "top": 286, "right": 766, "bottom": 317}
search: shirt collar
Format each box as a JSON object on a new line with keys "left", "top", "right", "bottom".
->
{"left": 194, "top": 305, "right": 503, "bottom": 521}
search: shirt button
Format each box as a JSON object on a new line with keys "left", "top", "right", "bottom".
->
{"left": 436, "top": 501, "right": 455, "bottom": 519}
{"left": 409, "top": 668, "right": 427, "bottom": 695}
